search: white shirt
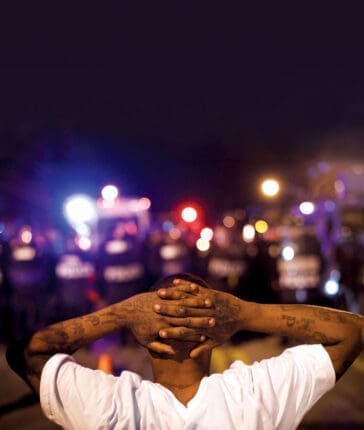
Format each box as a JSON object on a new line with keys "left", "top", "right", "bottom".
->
{"left": 40, "top": 344, "right": 335, "bottom": 430}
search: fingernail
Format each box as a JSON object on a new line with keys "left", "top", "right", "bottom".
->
{"left": 160, "top": 330, "right": 167, "bottom": 337}
{"left": 173, "top": 279, "right": 180, "bottom": 284}
{"left": 154, "top": 304, "right": 161, "bottom": 311}
{"left": 158, "top": 289, "right": 166, "bottom": 296}
{"left": 200, "top": 335, "right": 206, "bottom": 342}
{"left": 204, "top": 299, "right": 211, "bottom": 307}
{"left": 190, "top": 283, "right": 197, "bottom": 290}
{"left": 209, "top": 318, "right": 215, "bottom": 326}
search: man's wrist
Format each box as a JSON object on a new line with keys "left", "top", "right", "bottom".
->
{"left": 235, "top": 299, "right": 261, "bottom": 332}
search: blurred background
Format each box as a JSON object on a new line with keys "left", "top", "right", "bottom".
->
{"left": 0, "top": 5, "right": 364, "bottom": 428}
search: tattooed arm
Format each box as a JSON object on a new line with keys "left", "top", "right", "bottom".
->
{"left": 6, "top": 291, "right": 213, "bottom": 394}
{"left": 155, "top": 280, "right": 363, "bottom": 380}
{"left": 240, "top": 302, "right": 362, "bottom": 380}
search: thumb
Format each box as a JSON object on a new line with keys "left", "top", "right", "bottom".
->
{"left": 189, "top": 339, "right": 217, "bottom": 359}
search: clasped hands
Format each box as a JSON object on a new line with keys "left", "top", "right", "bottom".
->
{"left": 130, "top": 278, "right": 241, "bottom": 358}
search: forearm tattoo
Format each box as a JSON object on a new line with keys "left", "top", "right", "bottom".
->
{"left": 279, "top": 305, "right": 360, "bottom": 345}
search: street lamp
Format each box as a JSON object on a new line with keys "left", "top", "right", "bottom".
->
{"left": 261, "top": 178, "right": 280, "bottom": 198}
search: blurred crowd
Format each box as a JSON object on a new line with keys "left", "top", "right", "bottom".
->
{"left": 1, "top": 202, "right": 363, "bottom": 345}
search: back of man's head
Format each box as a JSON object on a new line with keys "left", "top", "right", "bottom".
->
{"left": 149, "top": 272, "right": 210, "bottom": 292}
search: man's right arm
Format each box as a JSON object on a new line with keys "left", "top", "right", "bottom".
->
{"left": 237, "top": 301, "right": 362, "bottom": 380}
{"left": 155, "top": 282, "right": 363, "bottom": 380}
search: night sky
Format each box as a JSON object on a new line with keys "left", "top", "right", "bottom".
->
{"left": 1, "top": 7, "right": 364, "bottom": 220}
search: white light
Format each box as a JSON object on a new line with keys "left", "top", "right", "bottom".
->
{"left": 324, "top": 279, "right": 339, "bottom": 296}
{"left": 138, "top": 197, "right": 151, "bottom": 210}
{"left": 200, "top": 227, "right": 213, "bottom": 241}
{"left": 261, "top": 179, "right": 280, "bottom": 197}
{"left": 101, "top": 185, "right": 119, "bottom": 201}
{"left": 63, "top": 194, "right": 97, "bottom": 226}
{"left": 105, "top": 240, "right": 128, "bottom": 254}
{"left": 160, "top": 244, "right": 185, "bottom": 260}
{"left": 242, "top": 224, "right": 255, "bottom": 242}
{"left": 75, "top": 223, "right": 91, "bottom": 237}
{"left": 282, "top": 246, "right": 295, "bottom": 261}
{"left": 196, "top": 238, "right": 210, "bottom": 252}
{"left": 299, "top": 201, "right": 315, "bottom": 215}
{"left": 56, "top": 255, "right": 95, "bottom": 280}
{"left": 12, "top": 246, "right": 36, "bottom": 261}
{"left": 20, "top": 227, "right": 32, "bottom": 244}
{"left": 77, "top": 236, "right": 92, "bottom": 251}
{"left": 181, "top": 207, "right": 197, "bottom": 223}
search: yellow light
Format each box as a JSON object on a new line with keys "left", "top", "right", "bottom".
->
{"left": 255, "top": 219, "right": 268, "bottom": 234}
{"left": 261, "top": 179, "right": 280, "bottom": 197}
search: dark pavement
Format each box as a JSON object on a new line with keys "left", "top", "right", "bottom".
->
{"left": 1, "top": 336, "right": 363, "bottom": 430}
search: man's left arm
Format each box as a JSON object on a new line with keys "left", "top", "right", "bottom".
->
{"left": 6, "top": 291, "right": 213, "bottom": 394}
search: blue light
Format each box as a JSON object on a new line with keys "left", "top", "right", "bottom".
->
{"left": 324, "top": 279, "right": 339, "bottom": 296}
{"left": 162, "top": 220, "right": 174, "bottom": 232}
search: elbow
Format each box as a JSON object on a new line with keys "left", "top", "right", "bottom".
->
{"left": 335, "top": 325, "right": 362, "bottom": 380}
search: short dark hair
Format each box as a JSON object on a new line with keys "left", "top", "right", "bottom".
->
{"left": 149, "top": 272, "right": 210, "bottom": 292}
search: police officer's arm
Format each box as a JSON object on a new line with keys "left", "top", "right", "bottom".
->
{"left": 6, "top": 290, "right": 213, "bottom": 394}
{"left": 155, "top": 281, "right": 363, "bottom": 380}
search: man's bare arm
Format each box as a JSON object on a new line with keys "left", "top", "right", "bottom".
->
{"left": 6, "top": 291, "right": 213, "bottom": 394}
{"left": 241, "top": 302, "right": 362, "bottom": 379}
{"left": 155, "top": 281, "right": 363, "bottom": 380}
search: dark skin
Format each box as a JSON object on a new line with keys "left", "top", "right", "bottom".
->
{"left": 154, "top": 279, "right": 363, "bottom": 382}
{"left": 6, "top": 288, "right": 214, "bottom": 401}
{"left": 7, "top": 278, "right": 363, "bottom": 407}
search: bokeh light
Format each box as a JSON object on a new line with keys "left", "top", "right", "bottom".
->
{"left": 299, "top": 201, "right": 315, "bottom": 215}
{"left": 101, "top": 185, "right": 119, "bottom": 201}
{"left": 63, "top": 194, "right": 98, "bottom": 225}
{"left": 200, "top": 227, "right": 213, "bottom": 241}
{"left": 242, "top": 224, "right": 255, "bottom": 242}
{"left": 255, "top": 219, "right": 268, "bottom": 234}
{"left": 196, "top": 237, "right": 210, "bottom": 252}
{"left": 181, "top": 206, "right": 198, "bottom": 223}
{"left": 281, "top": 245, "right": 295, "bottom": 261}
{"left": 261, "top": 179, "right": 280, "bottom": 197}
